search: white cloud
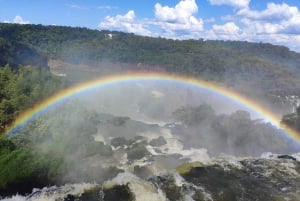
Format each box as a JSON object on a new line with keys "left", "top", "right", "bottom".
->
{"left": 283, "top": 14, "right": 300, "bottom": 34}
{"left": 13, "top": 16, "right": 29, "bottom": 24}
{"left": 207, "top": 22, "right": 242, "bottom": 40}
{"left": 65, "top": 3, "right": 88, "bottom": 9}
{"left": 204, "top": 18, "right": 216, "bottom": 23}
{"left": 97, "top": 1, "right": 300, "bottom": 52}
{"left": 238, "top": 3, "right": 300, "bottom": 35}
{"left": 98, "top": 0, "right": 204, "bottom": 39}
{"left": 97, "top": 5, "right": 117, "bottom": 10}
{"left": 212, "top": 22, "right": 240, "bottom": 34}
{"left": 153, "top": 0, "right": 203, "bottom": 38}
{"left": 155, "top": 0, "right": 198, "bottom": 23}
{"left": 98, "top": 10, "right": 152, "bottom": 36}
{"left": 237, "top": 3, "right": 298, "bottom": 21}
{"left": 241, "top": 18, "right": 281, "bottom": 34}
{"left": 208, "top": 0, "right": 250, "bottom": 8}
{"left": 205, "top": 2, "right": 300, "bottom": 51}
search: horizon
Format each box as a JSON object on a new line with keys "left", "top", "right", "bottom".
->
{"left": 1, "top": 0, "right": 300, "bottom": 52}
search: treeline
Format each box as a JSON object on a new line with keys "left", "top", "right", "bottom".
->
{"left": 0, "top": 36, "right": 48, "bottom": 69}
{"left": 1, "top": 23, "right": 300, "bottom": 96}
{"left": 0, "top": 65, "right": 66, "bottom": 133}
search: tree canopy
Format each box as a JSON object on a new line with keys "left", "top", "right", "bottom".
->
{"left": 0, "top": 65, "right": 65, "bottom": 133}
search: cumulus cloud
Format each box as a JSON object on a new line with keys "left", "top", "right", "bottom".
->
{"left": 212, "top": 22, "right": 240, "bottom": 34}
{"left": 207, "top": 22, "right": 243, "bottom": 40}
{"left": 98, "top": 10, "right": 152, "bottom": 36}
{"left": 155, "top": 0, "right": 198, "bottom": 23}
{"left": 154, "top": 0, "right": 203, "bottom": 37}
{"left": 97, "top": 1, "right": 300, "bottom": 52}
{"left": 208, "top": 0, "right": 250, "bottom": 8}
{"left": 98, "top": 0, "right": 204, "bottom": 39}
{"left": 206, "top": 2, "right": 300, "bottom": 51}
{"left": 13, "top": 15, "right": 29, "bottom": 24}
{"left": 237, "top": 3, "right": 298, "bottom": 21}
{"left": 238, "top": 3, "right": 300, "bottom": 34}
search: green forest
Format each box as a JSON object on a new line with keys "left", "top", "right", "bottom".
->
{"left": 0, "top": 23, "right": 300, "bottom": 196}
{"left": 1, "top": 23, "right": 300, "bottom": 94}
{"left": 0, "top": 65, "right": 65, "bottom": 133}
{"left": 1, "top": 23, "right": 300, "bottom": 135}
{"left": 1, "top": 23, "right": 300, "bottom": 113}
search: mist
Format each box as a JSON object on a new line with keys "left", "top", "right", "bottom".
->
{"left": 1, "top": 22, "right": 300, "bottom": 200}
{"left": 9, "top": 79, "right": 299, "bottom": 186}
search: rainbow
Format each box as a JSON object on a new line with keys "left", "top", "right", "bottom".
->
{"left": 5, "top": 72, "right": 300, "bottom": 144}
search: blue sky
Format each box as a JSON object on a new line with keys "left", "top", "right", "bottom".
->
{"left": 1, "top": 0, "right": 300, "bottom": 52}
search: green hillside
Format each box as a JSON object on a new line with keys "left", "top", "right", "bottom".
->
{"left": 1, "top": 23, "right": 300, "bottom": 96}
{"left": 0, "top": 23, "right": 300, "bottom": 132}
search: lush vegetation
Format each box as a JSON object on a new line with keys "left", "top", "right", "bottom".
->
{"left": 0, "top": 136, "right": 70, "bottom": 195}
{"left": 1, "top": 23, "right": 300, "bottom": 96}
{"left": 0, "top": 65, "right": 65, "bottom": 133}
{"left": 0, "top": 104, "right": 123, "bottom": 195}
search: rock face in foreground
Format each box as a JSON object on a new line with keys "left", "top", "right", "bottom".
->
{"left": 3, "top": 155, "right": 299, "bottom": 201}
{"left": 175, "top": 156, "right": 300, "bottom": 201}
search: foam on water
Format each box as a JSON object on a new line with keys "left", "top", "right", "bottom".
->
{"left": 93, "top": 131, "right": 106, "bottom": 143}
{"left": 138, "top": 128, "right": 173, "bottom": 142}
{"left": 179, "top": 148, "right": 211, "bottom": 162}
{"left": 292, "top": 152, "right": 300, "bottom": 161}
{"left": 278, "top": 160, "right": 300, "bottom": 177}
{"left": 140, "top": 127, "right": 212, "bottom": 163}
{"left": 104, "top": 172, "right": 167, "bottom": 201}
{"left": 172, "top": 173, "right": 214, "bottom": 201}
{"left": 1, "top": 183, "right": 99, "bottom": 201}
{"left": 173, "top": 172, "right": 187, "bottom": 186}
{"left": 1, "top": 196, "right": 25, "bottom": 201}
{"left": 260, "top": 152, "right": 278, "bottom": 159}
{"left": 215, "top": 155, "right": 245, "bottom": 171}
{"left": 135, "top": 127, "right": 209, "bottom": 162}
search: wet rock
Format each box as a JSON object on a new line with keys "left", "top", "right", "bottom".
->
{"left": 127, "top": 143, "right": 150, "bottom": 161}
{"left": 149, "top": 136, "right": 167, "bottom": 147}
{"left": 179, "top": 158, "right": 300, "bottom": 201}
{"left": 64, "top": 194, "right": 76, "bottom": 201}
{"left": 111, "top": 137, "right": 129, "bottom": 148}
{"left": 277, "top": 155, "right": 297, "bottom": 161}
{"left": 103, "top": 184, "right": 135, "bottom": 201}
{"left": 133, "top": 165, "right": 153, "bottom": 179}
{"left": 149, "top": 174, "right": 184, "bottom": 201}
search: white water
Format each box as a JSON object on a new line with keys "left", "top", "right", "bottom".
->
{"left": 140, "top": 128, "right": 211, "bottom": 163}
{"left": 103, "top": 172, "right": 167, "bottom": 201}
{"left": 2, "top": 152, "right": 299, "bottom": 201}
{"left": 1, "top": 183, "right": 99, "bottom": 201}
{"left": 158, "top": 128, "right": 211, "bottom": 162}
